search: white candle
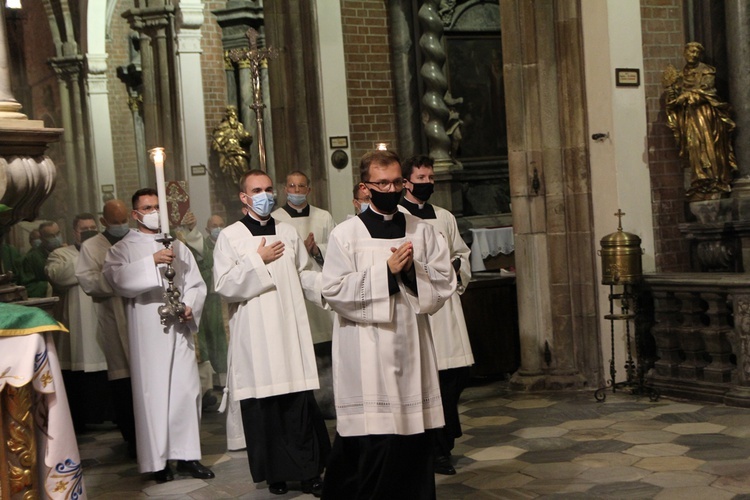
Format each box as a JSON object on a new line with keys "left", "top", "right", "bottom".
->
{"left": 150, "top": 147, "right": 170, "bottom": 235}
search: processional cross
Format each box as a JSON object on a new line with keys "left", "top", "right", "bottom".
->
{"left": 228, "top": 28, "right": 278, "bottom": 172}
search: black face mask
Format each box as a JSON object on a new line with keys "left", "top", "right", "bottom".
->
{"left": 409, "top": 182, "right": 434, "bottom": 202}
{"left": 369, "top": 189, "right": 402, "bottom": 214}
{"left": 80, "top": 230, "right": 99, "bottom": 243}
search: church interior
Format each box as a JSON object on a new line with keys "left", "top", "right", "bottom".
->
{"left": 4, "top": 0, "right": 750, "bottom": 498}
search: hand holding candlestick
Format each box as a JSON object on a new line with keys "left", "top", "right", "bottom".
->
{"left": 149, "top": 147, "right": 186, "bottom": 325}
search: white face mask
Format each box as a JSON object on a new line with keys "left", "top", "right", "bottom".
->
{"left": 137, "top": 210, "right": 160, "bottom": 231}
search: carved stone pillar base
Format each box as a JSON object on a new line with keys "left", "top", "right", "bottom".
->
{"left": 724, "top": 385, "right": 750, "bottom": 408}
{"left": 509, "top": 371, "right": 547, "bottom": 392}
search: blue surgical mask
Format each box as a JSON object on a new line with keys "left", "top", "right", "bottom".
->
{"left": 210, "top": 227, "right": 223, "bottom": 241}
{"left": 287, "top": 193, "right": 307, "bottom": 206}
{"left": 247, "top": 192, "right": 275, "bottom": 218}
{"left": 107, "top": 223, "right": 130, "bottom": 238}
{"left": 31, "top": 239, "right": 42, "bottom": 249}
{"left": 44, "top": 236, "right": 62, "bottom": 251}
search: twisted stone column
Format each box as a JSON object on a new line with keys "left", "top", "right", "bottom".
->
{"left": 418, "top": 0, "right": 452, "bottom": 168}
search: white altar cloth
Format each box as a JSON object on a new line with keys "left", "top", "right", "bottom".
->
{"left": 0, "top": 332, "right": 86, "bottom": 499}
{"left": 469, "top": 227, "right": 515, "bottom": 272}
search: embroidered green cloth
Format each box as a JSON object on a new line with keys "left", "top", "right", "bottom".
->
{"left": 0, "top": 302, "right": 68, "bottom": 337}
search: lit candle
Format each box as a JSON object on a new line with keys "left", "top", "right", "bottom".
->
{"left": 150, "top": 147, "right": 170, "bottom": 235}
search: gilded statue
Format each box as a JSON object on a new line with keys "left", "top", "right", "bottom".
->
{"left": 663, "top": 42, "right": 737, "bottom": 201}
{"left": 211, "top": 106, "right": 253, "bottom": 187}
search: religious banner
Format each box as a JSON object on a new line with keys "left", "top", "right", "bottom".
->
{"left": 166, "top": 181, "right": 190, "bottom": 227}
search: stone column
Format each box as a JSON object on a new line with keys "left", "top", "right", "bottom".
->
{"left": 137, "top": 30, "right": 159, "bottom": 149}
{"left": 50, "top": 58, "right": 87, "bottom": 215}
{"left": 68, "top": 62, "right": 95, "bottom": 213}
{"left": 417, "top": 0, "right": 453, "bottom": 172}
{"left": 500, "top": 0, "right": 597, "bottom": 389}
{"left": 86, "top": 53, "right": 117, "bottom": 207}
{"left": 726, "top": 1, "right": 750, "bottom": 184}
{"left": 175, "top": 0, "right": 212, "bottom": 239}
{"left": 388, "top": 0, "right": 420, "bottom": 159}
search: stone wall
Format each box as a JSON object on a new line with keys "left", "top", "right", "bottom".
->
{"left": 640, "top": 0, "right": 691, "bottom": 272}
{"left": 340, "top": 0, "right": 399, "bottom": 174}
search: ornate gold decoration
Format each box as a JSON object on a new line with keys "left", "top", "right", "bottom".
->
{"left": 3, "top": 384, "right": 37, "bottom": 499}
{"left": 211, "top": 106, "right": 253, "bottom": 188}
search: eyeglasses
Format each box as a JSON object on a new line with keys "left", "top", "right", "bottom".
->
{"left": 286, "top": 183, "right": 309, "bottom": 189}
{"left": 364, "top": 179, "right": 405, "bottom": 192}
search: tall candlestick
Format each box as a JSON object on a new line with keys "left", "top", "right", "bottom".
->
{"left": 150, "top": 147, "right": 170, "bottom": 235}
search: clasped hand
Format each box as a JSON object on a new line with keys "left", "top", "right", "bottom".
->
{"left": 388, "top": 242, "right": 413, "bottom": 274}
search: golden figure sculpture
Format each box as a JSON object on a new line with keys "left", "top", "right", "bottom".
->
{"left": 663, "top": 42, "right": 737, "bottom": 201}
{"left": 211, "top": 106, "right": 253, "bottom": 187}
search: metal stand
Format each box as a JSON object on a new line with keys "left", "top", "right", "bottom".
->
{"left": 156, "top": 234, "right": 186, "bottom": 325}
{"left": 594, "top": 284, "right": 659, "bottom": 402}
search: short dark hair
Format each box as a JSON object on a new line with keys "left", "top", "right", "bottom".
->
{"left": 401, "top": 155, "right": 434, "bottom": 179}
{"left": 132, "top": 188, "right": 159, "bottom": 209}
{"left": 38, "top": 221, "right": 56, "bottom": 232}
{"left": 73, "top": 213, "right": 96, "bottom": 229}
{"left": 286, "top": 171, "right": 310, "bottom": 185}
{"left": 239, "top": 169, "right": 272, "bottom": 193}
{"left": 359, "top": 150, "right": 401, "bottom": 182}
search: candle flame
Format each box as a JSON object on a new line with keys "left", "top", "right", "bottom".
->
{"left": 150, "top": 147, "right": 166, "bottom": 166}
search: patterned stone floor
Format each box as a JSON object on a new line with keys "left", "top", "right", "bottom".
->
{"left": 79, "top": 380, "right": 750, "bottom": 499}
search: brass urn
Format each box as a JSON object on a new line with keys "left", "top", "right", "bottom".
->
{"left": 598, "top": 210, "right": 644, "bottom": 285}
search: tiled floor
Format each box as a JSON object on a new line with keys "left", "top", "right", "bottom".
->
{"left": 79, "top": 380, "right": 750, "bottom": 499}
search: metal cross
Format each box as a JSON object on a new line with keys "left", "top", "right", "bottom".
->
{"left": 614, "top": 209, "right": 626, "bottom": 230}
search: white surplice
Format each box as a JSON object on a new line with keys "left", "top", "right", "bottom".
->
{"left": 45, "top": 245, "right": 107, "bottom": 372}
{"left": 103, "top": 230, "right": 206, "bottom": 473}
{"left": 75, "top": 233, "right": 130, "bottom": 380}
{"left": 398, "top": 204, "right": 474, "bottom": 370}
{"left": 321, "top": 213, "right": 456, "bottom": 437}
{"left": 272, "top": 205, "right": 335, "bottom": 344}
{"left": 213, "top": 220, "right": 321, "bottom": 401}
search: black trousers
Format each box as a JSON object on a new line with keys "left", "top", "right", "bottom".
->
{"left": 431, "top": 366, "right": 471, "bottom": 457}
{"left": 240, "top": 390, "right": 331, "bottom": 484}
{"left": 322, "top": 432, "right": 435, "bottom": 500}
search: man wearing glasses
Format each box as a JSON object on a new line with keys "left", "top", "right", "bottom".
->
{"left": 321, "top": 150, "right": 456, "bottom": 499}
{"left": 213, "top": 170, "right": 330, "bottom": 496}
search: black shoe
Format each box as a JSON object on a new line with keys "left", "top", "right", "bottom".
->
{"left": 434, "top": 455, "right": 456, "bottom": 475}
{"left": 153, "top": 464, "right": 174, "bottom": 483}
{"left": 269, "top": 482, "right": 288, "bottom": 495}
{"left": 301, "top": 476, "right": 323, "bottom": 497}
{"left": 175, "top": 460, "right": 215, "bottom": 479}
{"left": 202, "top": 390, "right": 218, "bottom": 410}
{"left": 126, "top": 441, "right": 137, "bottom": 460}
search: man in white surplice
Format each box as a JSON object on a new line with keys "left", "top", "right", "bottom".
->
{"left": 321, "top": 150, "right": 456, "bottom": 500}
{"left": 213, "top": 170, "right": 329, "bottom": 496}
{"left": 46, "top": 213, "right": 108, "bottom": 432}
{"left": 399, "top": 155, "right": 474, "bottom": 476}
{"left": 75, "top": 199, "right": 136, "bottom": 455}
{"left": 103, "top": 188, "right": 213, "bottom": 483}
